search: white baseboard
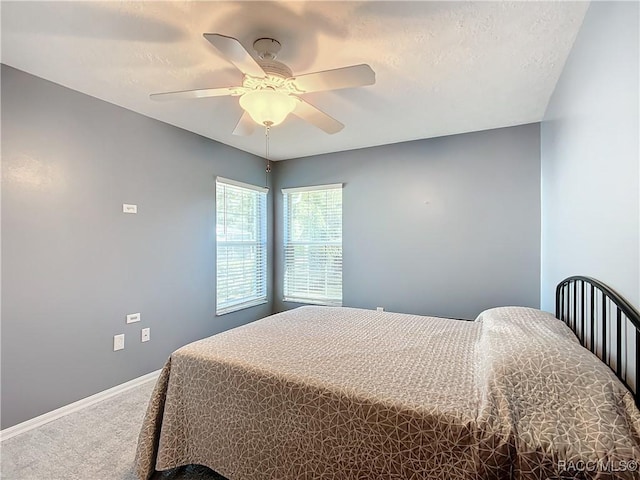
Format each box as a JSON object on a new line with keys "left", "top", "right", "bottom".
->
{"left": 0, "top": 369, "right": 161, "bottom": 442}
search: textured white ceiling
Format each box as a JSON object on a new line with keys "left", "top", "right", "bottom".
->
{"left": 1, "top": 1, "right": 589, "bottom": 160}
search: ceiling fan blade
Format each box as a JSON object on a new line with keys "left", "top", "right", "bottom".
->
{"left": 232, "top": 111, "right": 256, "bottom": 136}
{"left": 292, "top": 98, "right": 344, "bottom": 134}
{"left": 203, "top": 33, "right": 266, "bottom": 78}
{"left": 150, "top": 87, "right": 236, "bottom": 101}
{"left": 291, "top": 64, "right": 375, "bottom": 93}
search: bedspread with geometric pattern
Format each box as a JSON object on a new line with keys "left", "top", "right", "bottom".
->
{"left": 135, "top": 306, "right": 640, "bottom": 480}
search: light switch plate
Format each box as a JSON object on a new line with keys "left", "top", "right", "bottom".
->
{"left": 122, "top": 204, "right": 137, "bottom": 214}
{"left": 141, "top": 328, "right": 150, "bottom": 343}
{"left": 126, "top": 313, "right": 140, "bottom": 324}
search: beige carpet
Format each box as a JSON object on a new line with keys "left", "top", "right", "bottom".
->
{"left": 1, "top": 380, "right": 226, "bottom": 480}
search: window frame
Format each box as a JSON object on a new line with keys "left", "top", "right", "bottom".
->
{"left": 282, "top": 183, "right": 343, "bottom": 306}
{"left": 215, "top": 177, "right": 268, "bottom": 316}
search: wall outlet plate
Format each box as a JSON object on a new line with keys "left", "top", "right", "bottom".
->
{"left": 141, "top": 328, "right": 150, "bottom": 343}
{"left": 126, "top": 313, "right": 140, "bottom": 324}
{"left": 113, "top": 334, "right": 125, "bottom": 351}
{"left": 376, "top": 307, "right": 384, "bottom": 312}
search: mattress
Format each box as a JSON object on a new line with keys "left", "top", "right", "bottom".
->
{"left": 135, "top": 306, "right": 640, "bottom": 479}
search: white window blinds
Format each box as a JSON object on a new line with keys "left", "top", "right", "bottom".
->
{"left": 283, "top": 184, "right": 342, "bottom": 306}
{"left": 216, "top": 177, "right": 268, "bottom": 315}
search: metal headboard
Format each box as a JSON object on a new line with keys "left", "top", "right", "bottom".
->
{"left": 556, "top": 276, "right": 640, "bottom": 408}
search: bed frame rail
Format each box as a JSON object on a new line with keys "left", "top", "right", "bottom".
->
{"left": 556, "top": 276, "right": 640, "bottom": 408}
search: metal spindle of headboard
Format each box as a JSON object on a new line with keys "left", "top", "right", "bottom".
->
{"left": 556, "top": 276, "right": 640, "bottom": 408}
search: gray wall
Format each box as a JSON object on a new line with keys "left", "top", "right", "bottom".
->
{"left": 540, "top": 2, "right": 639, "bottom": 312}
{"left": 1, "top": 65, "right": 272, "bottom": 429}
{"left": 274, "top": 124, "right": 541, "bottom": 319}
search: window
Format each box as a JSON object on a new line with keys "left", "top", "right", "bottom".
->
{"left": 283, "top": 184, "right": 342, "bottom": 306}
{"left": 216, "top": 177, "right": 268, "bottom": 315}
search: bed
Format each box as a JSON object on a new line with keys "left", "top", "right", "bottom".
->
{"left": 135, "top": 277, "right": 640, "bottom": 479}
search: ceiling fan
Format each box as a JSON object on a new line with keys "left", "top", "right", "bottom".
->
{"left": 150, "top": 34, "right": 376, "bottom": 135}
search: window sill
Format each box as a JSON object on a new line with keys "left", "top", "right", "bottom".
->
{"left": 282, "top": 297, "right": 342, "bottom": 307}
{"left": 216, "top": 298, "right": 268, "bottom": 316}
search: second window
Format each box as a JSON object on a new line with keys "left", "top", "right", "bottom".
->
{"left": 283, "top": 184, "right": 343, "bottom": 306}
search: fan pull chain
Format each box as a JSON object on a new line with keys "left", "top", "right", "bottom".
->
{"left": 264, "top": 123, "right": 272, "bottom": 187}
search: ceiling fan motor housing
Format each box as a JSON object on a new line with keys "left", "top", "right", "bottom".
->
{"left": 259, "top": 59, "right": 293, "bottom": 79}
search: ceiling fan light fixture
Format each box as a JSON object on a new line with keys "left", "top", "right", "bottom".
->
{"left": 239, "top": 90, "right": 297, "bottom": 127}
